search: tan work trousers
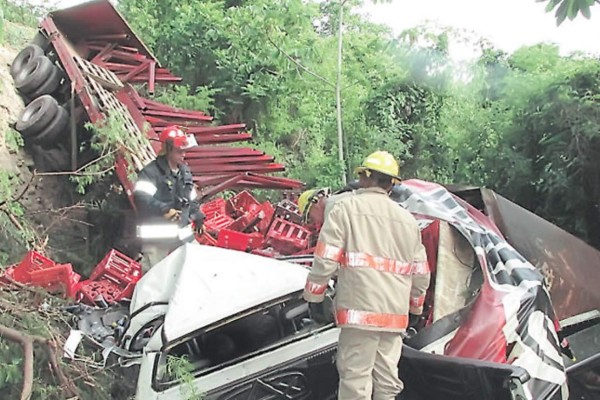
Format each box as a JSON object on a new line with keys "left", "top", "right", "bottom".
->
{"left": 337, "top": 327, "right": 404, "bottom": 400}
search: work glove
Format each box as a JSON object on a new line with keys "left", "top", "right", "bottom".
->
{"left": 408, "top": 313, "right": 420, "bottom": 329}
{"left": 308, "top": 294, "right": 335, "bottom": 324}
{"left": 403, "top": 313, "right": 421, "bottom": 339}
{"left": 194, "top": 223, "right": 205, "bottom": 236}
{"left": 163, "top": 208, "right": 181, "bottom": 221}
{"left": 193, "top": 212, "right": 205, "bottom": 235}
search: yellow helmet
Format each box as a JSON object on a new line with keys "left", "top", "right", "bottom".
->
{"left": 354, "top": 151, "right": 401, "bottom": 182}
{"left": 297, "top": 188, "right": 331, "bottom": 222}
{"left": 298, "top": 189, "right": 317, "bottom": 216}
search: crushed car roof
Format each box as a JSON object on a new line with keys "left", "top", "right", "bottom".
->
{"left": 130, "top": 242, "right": 309, "bottom": 342}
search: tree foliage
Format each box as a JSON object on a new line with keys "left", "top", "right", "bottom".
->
{"left": 117, "top": 0, "right": 600, "bottom": 247}
{"left": 537, "top": 0, "right": 599, "bottom": 25}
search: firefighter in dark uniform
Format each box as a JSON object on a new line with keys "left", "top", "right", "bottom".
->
{"left": 133, "top": 125, "right": 205, "bottom": 271}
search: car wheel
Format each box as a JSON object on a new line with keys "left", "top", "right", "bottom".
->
{"left": 14, "top": 56, "right": 59, "bottom": 95}
{"left": 15, "top": 95, "right": 60, "bottom": 138}
{"left": 10, "top": 44, "right": 43, "bottom": 78}
{"left": 31, "top": 106, "right": 69, "bottom": 146}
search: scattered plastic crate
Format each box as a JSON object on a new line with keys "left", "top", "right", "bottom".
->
{"left": 229, "top": 209, "right": 262, "bottom": 232}
{"left": 266, "top": 217, "right": 312, "bottom": 255}
{"left": 0, "top": 266, "right": 16, "bottom": 285}
{"left": 274, "top": 200, "right": 303, "bottom": 225}
{"left": 78, "top": 249, "right": 142, "bottom": 302}
{"left": 247, "top": 232, "right": 265, "bottom": 250}
{"left": 12, "top": 250, "right": 56, "bottom": 283}
{"left": 78, "top": 279, "right": 123, "bottom": 304}
{"left": 201, "top": 197, "right": 227, "bottom": 219}
{"left": 227, "top": 190, "right": 261, "bottom": 217}
{"left": 89, "top": 249, "right": 141, "bottom": 285}
{"left": 29, "top": 263, "right": 81, "bottom": 296}
{"left": 197, "top": 231, "right": 218, "bottom": 246}
{"left": 204, "top": 213, "right": 235, "bottom": 234}
{"left": 256, "top": 202, "right": 275, "bottom": 234}
{"left": 217, "top": 229, "right": 252, "bottom": 251}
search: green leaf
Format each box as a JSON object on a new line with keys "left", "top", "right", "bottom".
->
{"left": 578, "top": 0, "right": 592, "bottom": 18}
{"left": 545, "top": 0, "right": 563, "bottom": 12}
{"left": 567, "top": 0, "right": 579, "bottom": 19}
{"left": 555, "top": 0, "right": 570, "bottom": 24}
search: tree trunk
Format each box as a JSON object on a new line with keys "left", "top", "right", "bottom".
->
{"left": 336, "top": 1, "right": 347, "bottom": 185}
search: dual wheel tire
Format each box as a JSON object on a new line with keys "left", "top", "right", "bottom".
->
{"left": 11, "top": 44, "right": 62, "bottom": 98}
{"left": 15, "top": 95, "right": 69, "bottom": 147}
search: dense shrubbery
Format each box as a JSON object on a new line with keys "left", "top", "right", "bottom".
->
{"left": 120, "top": 0, "right": 600, "bottom": 246}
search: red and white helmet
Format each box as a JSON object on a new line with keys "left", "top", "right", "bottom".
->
{"left": 159, "top": 125, "right": 197, "bottom": 149}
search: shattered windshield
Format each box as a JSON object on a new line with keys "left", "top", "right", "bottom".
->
{"left": 154, "top": 291, "right": 334, "bottom": 389}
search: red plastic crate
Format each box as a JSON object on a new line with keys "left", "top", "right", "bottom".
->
{"left": 29, "top": 263, "right": 81, "bottom": 296}
{"left": 227, "top": 190, "right": 261, "bottom": 217}
{"left": 196, "top": 231, "right": 218, "bottom": 246}
{"left": 0, "top": 266, "right": 16, "bottom": 285}
{"left": 201, "top": 198, "right": 227, "bottom": 219}
{"left": 247, "top": 232, "right": 265, "bottom": 250}
{"left": 274, "top": 200, "right": 303, "bottom": 225}
{"left": 266, "top": 218, "right": 312, "bottom": 255}
{"left": 89, "top": 249, "right": 142, "bottom": 286}
{"left": 29, "top": 264, "right": 73, "bottom": 286}
{"left": 217, "top": 229, "right": 252, "bottom": 251}
{"left": 12, "top": 251, "right": 56, "bottom": 283}
{"left": 229, "top": 209, "right": 262, "bottom": 232}
{"left": 78, "top": 279, "right": 123, "bottom": 304}
{"left": 256, "top": 202, "right": 275, "bottom": 234}
{"left": 204, "top": 213, "right": 235, "bottom": 234}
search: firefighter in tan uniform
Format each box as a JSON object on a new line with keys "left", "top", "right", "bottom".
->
{"left": 303, "top": 151, "right": 430, "bottom": 400}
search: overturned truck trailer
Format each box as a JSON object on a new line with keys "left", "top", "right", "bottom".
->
{"left": 11, "top": 0, "right": 303, "bottom": 205}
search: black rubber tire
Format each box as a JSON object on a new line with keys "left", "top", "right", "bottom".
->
{"left": 14, "top": 56, "right": 59, "bottom": 95}
{"left": 10, "top": 44, "right": 43, "bottom": 79}
{"left": 29, "top": 65, "right": 62, "bottom": 98}
{"left": 15, "top": 95, "right": 60, "bottom": 138}
{"left": 44, "top": 146, "right": 71, "bottom": 171}
{"left": 30, "top": 144, "right": 70, "bottom": 172}
{"left": 31, "top": 106, "right": 69, "bottom": 146}
{"left": 30, "top": 33, "right": 50, "bottom": 51}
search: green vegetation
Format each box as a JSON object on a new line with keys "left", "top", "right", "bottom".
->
{"left": 119, "top": 0, "right": 600, "bottom": 247}
{"left": 75, "top": 111, "right": 150, "bottom": 194}
{"left": 167, "top": 355, "right": 205, "bottom": 400}
{"left": 538, "top": 0, "right": 599, "bottom": 25}
{"left": 0, "top": 289, "right": 136, "bottom": 399}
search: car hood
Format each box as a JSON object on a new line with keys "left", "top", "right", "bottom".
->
{"left": 130, "top": 242, "right": 309, "bottom": 342}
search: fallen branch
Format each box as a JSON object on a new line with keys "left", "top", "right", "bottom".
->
{"left": 0, "top": 324, "right": 79, "bottom": 400}
{"left": 1, "top": 208, "right": 25, "bottom": 231}
{"left": 0, "top": 171, "right": 36, "bottom": 209}
{"left": 35, "top": 165, "right": 115, "bottom": 177}
{"left": 34, "top": 148, "right": 119, "bottom": 178}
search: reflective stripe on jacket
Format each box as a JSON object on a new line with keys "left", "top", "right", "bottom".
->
{"left": 133, "top": 155, "right": 203, "bottom": 225}
{"left": 303, "top": 187, "right": 430, "bottom": 332}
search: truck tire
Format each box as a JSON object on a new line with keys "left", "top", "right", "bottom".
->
{"left": 10, "top": 44, "right": 43, "bottom": 78}
{"left": 31, "top": 106, "right": 69, "bottom": 146}
{"left": 15, "top": 95, "right": 60, "bottom": 138}
{"left": 14, "top": 56, "right": 59, "bottom": 96}
{"left": 31, "top": 144, "right": 70, "bottom": 172}
{"left": 44, "top": 146, "right": 71, "bottom": 171}
{"left": 29, "top": 65, "right": 62, "bottom": 98}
